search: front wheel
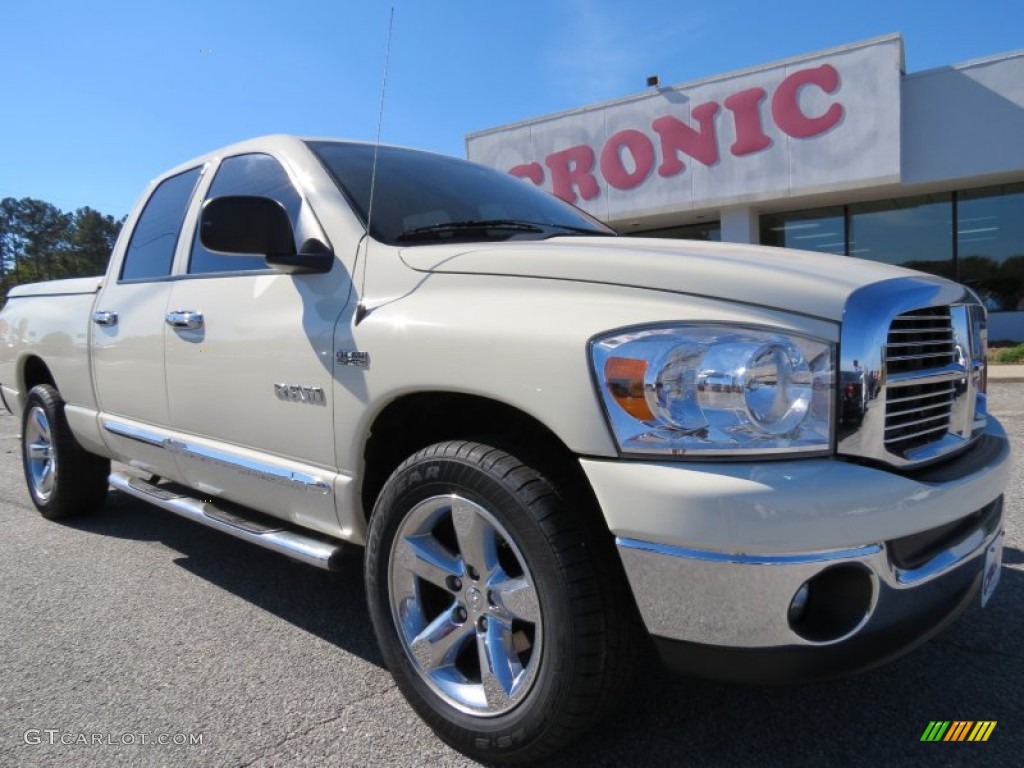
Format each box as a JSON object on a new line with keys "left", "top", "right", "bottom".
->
{"left": 365, "top": 441, "right": 635, "bottom": 763}
{"left": 22, "top": 384, "right": 110, "bottom": 519}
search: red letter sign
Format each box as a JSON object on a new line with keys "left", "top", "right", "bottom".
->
{"left": 652, "top": 101, "right": 720, "bottom": 178}
{"left": 600, "top": 129, "right": 655, "bottom": 190}
{"left": 509, "top": 163, "right": 544, "bottom": 186}
{"left": 544, "top": 145, "right": 600, "bottom": 203}
{"left": 772, "top": 64, "right": 843, "bottom": 139}
{"left": 723, "top": 87, "right": 771, "bottom": 156}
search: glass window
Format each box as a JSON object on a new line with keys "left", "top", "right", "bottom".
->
{"left": 630, "top": 222, "right": 721, "bottom": 241}
{"left": 307, "top": 141, "right": 613, "bottom": 246}
{"left": 757, "top": 189, "right": 1021, "bottom": 304}
{"left": 121, "top": 167, "right": 202, "bottom": 281}
{"left": 760, "top": 207, "right": 845, "bottom": 255}
{"left": 189, "top": 153, "right": 302, "bottom": 274}
{"left": 848, "top": 194, "right": 954, "bottom": 279}
{"left": 957, "top": 183, "right": 1024, "bottom": 312}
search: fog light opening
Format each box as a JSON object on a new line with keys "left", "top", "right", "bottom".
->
{"left": 788, "top": 564, "right": 874, "bottom": 643}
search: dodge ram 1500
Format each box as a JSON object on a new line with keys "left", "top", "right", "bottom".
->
{"left": 0, "top": 135, "right": 1009, "bottom": 763}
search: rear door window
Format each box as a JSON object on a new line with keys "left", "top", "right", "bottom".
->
{"left": 120, "top": 167, "right": 202, "bottom": 281}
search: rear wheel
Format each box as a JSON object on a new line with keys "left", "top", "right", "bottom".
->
{"left": 365, "top": 441, "right": 636, "bottom": 763}
{"left": 22, "top": 384, "right": 110, "bottom": 519}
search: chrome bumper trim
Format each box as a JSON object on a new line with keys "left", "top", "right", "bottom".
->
{"left": 617, "top": 497, "right": 1002, "bottom": 649}
{"left": 617, "top": 538, "right": 882, "bottom": 566}
{"left": 894, "top": 507, "right": 1000, "bottom": 586}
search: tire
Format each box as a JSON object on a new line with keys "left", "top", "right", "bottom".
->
{"left": 365, "top": 441, "right": 636, "bottom": 763}
{"left": 22, "top": 384, "right": 110, "bottom": 519}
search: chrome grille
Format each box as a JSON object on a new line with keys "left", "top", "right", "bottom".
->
{"left": 883, "top": 307, "right": 956, "bottom": 454}
{"left": 837, "top": 278, "right": 987, "bottom": 469}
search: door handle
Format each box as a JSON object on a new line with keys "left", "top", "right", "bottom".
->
{"left": 165, "top": 310, "right": 204, "bottom": 330}
{"left": 92, "top": 310, "right": 118, "bottom": 327}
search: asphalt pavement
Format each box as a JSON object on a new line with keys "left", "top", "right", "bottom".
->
{"left": 1, "top": 386, "right": 1021, "bottom": 767}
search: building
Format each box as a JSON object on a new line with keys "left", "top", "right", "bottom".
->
{"left": 466, "top": 34, "right": 1024, "bottom": 341}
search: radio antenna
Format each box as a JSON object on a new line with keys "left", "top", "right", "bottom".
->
{"left": 356, "top": 5, "right": 395, "bottom": 325}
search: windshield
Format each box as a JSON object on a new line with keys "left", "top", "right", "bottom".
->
{"left": 306, "top": 141, "right": 615, "bottom": 246}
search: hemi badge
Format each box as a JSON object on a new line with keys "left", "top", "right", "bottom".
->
{"left": 337, "top": 350, "right": 370, "bottom": 368}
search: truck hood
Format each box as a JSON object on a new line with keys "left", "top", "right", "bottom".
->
{"left": 400, "top": 237, "right": 925, "bottom": 322}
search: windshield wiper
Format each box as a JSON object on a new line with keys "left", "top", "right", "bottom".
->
{"left": 397, "top": 219, "right": 544, "bottom": 242}
{"left": 540, "top": 223, "right": 615, "bottom": 236}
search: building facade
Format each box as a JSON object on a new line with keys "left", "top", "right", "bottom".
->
{"left": 466, "top": 35, "right": 1024, "bottom": 341}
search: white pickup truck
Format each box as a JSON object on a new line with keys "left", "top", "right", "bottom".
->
{"left": 0, "top": 135, "right": 1009, "bottom": 763}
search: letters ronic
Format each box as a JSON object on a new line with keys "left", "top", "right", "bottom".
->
{"left": 509, "top": 64, "right": 844, "bottom": 203}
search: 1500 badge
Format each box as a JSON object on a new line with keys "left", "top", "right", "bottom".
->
{"left": 274, "top": 384, "right": 326, "bottom": 405}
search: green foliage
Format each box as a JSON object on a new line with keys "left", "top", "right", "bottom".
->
{"left": 990, "top": 344, "right": 1024, "bottom": 364}
{"left": 0, "top": 197, "right": 123, "bottom": 298}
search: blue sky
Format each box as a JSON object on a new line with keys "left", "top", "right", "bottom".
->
{"left": 2, "top": 0, "right": 1022, "bottom": 218}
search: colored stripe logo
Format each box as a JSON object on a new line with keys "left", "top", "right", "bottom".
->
{"left": 920, "top": 721, "right": 997, "bottom": 742}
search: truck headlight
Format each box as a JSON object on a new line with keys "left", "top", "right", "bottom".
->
{"left": 591, "top": 325, "right": 834, "bottom": 456}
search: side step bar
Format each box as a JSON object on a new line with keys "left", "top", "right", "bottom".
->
{"left": 109, "top": 471, "right": 348, "bottom": 571}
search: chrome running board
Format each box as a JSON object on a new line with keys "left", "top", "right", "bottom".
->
{"left": 109, "top": 471, "right": 347, "bottom": 571}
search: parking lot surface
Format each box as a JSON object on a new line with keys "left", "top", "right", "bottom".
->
{"left": 1, "top": 385, "right": 1021, "bottom": 767}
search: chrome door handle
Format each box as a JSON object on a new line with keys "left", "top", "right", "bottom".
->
{"left": 165, "top": 310, "right": 204, "bottom": 330}
{"left": 92, "top": 310, "right": 118, "bottom": 327}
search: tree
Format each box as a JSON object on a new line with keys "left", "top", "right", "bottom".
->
{"left": 66, "top": 207, "right": 121, "bottom": 277}
{"left": 0, "top": 197, "right": 122, "bottom": 299}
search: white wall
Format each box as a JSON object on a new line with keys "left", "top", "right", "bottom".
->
{"left": 902, "top": 52, "right": 1024, "bottom": 185}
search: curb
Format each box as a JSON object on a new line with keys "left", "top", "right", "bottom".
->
{"left": 987, "top": 366, "right": 1024, "bottom": 383}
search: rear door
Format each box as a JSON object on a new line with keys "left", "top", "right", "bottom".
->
{"left": 92, "top": 165, "right": 204, "bottom": 478}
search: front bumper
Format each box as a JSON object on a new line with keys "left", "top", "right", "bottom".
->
{"left": 581, "top": 418, "right": 1010, "bottom": 683}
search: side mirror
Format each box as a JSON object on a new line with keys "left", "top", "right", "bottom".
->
{"left": 200, "top": 196, "right": 333, "bottom": 274}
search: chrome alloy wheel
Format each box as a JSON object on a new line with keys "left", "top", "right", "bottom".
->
{"left": 388, "top": 494, "right": 543, "bottom": 716}
{"left": 24, "top": 405, "right": 56, "bottom": 502}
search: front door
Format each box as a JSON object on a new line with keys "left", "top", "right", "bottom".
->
{"left": 162, "top": 152, "right": 350, "bottom": 535}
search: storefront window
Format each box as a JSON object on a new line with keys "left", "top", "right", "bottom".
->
{"left": 630, "top": 222, "right": 721, "bottom": 241}
{"left": 848, "top": 194, "right": 955, "bottom": 278}
{"left": 760, "top": 196, "right": 958, "bottom": 280}
{"left": 744, "top": 188, "right": 1023, "bottom": 312}
{"left": 759, "top": 208, "right": 845, "bottom": 255}
{"left": 957, "top": 183, "right": 1024, "bottom": 312}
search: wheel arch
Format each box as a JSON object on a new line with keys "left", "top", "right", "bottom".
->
{"left": 361, "top": 392, "right": 607, "bottom": 536}
{"left": 18, "top": 355, "right": 56, "bottom": 409}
